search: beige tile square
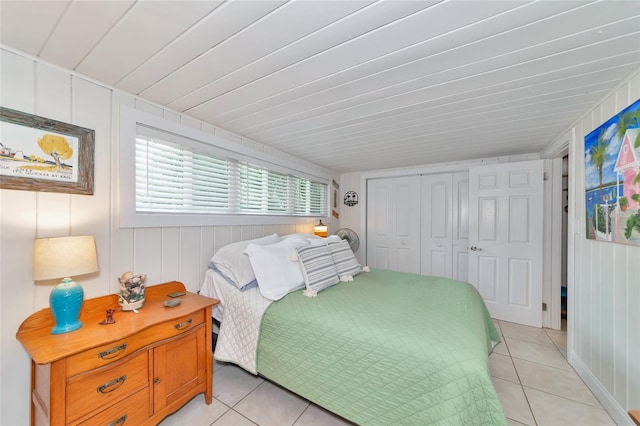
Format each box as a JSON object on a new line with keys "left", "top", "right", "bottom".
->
{"left": 491, "top": 377, "right": 535, "bottom": 425}
{"left": 505, "top": 338, "right": 572, "bottom": 371}
{"left": 513, "top": 358, "right": 601, "bottom": 407}
{"left": 235, "top": 381, "right": 310, "bottom": 426}
{"left": 158, "top": 394, "right": 229, "bottom": 426}
{"left": 493, "top": 340, "right": 510, "bottom": 356}
{"left": 524, "top": 387, "right": 615, "bottom": 425}
{"left": 499, "top": 321, "right": 555, "bottom": 347}
{"left": 212, "top": 409, "right": 258, "bottom": 426}
{"left": 544, "top": 328, "right": 567, "bottom": 357}
{"left": 294, "top": 404, "right": 355, "bottom": 426}
{"left": 213, "top": 364, "right": 264, "bottom": 407}
{"left": 489, "top": 352, "right": 520, "bottom": 384}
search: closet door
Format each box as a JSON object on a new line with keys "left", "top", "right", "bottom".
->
{"left": 452, "top": 172, "right": 470, "bottom": 282}
{"left": 420, "top": 174, "right": 453, "bottom": 278}
{"left": 367, "top": 176, "right": 421, "bottom": 273}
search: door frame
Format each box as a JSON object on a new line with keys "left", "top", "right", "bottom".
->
{"left": 541, "top": 131, "right": 573, "bottom": 331}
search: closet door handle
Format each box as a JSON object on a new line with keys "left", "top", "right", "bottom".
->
{"left": 470, "top": 246, "right": 482, "bottom": 251}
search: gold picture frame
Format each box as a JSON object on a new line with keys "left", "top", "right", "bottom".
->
{"left": 0, "top": 107, "right": 94, "bottom": 195}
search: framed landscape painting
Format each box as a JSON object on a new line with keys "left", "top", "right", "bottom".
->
{"left": 584, "top": 98, "right": 640, "bottom": 246}
{"left": 0, "top": 107, "right": 94, "bottom": 195}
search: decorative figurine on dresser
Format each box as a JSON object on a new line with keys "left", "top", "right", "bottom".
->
{"left": 16, "top": 280, "right": 219, "bottom": 426}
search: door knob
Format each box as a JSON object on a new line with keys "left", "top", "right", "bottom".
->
{"left": 470, "top": 246, "right": 482, "bottom": 251}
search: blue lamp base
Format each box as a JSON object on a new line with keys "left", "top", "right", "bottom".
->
{"left": 50, "top": 277, "right": 84, "bottom": 334}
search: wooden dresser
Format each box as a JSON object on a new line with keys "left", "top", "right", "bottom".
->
{"left": 16, "top": 281, "right": 219, "bottom": 426}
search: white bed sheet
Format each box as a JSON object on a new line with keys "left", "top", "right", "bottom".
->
{"left": 199, "top": 268, "right": 236, "bottom": 322}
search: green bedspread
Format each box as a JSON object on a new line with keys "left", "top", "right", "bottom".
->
{"left": 257, "top": 269, "right": 506, "bottom": 425}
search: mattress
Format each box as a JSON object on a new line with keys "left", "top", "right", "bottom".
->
{"left": 199, "top": 268, "right": 235, "bottom": 323}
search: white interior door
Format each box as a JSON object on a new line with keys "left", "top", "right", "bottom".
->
{"left": 420, "top": 174, "right": 453, "bottom": 278}
{"left": 367, "top": 176, "right": 421, "bottom": 273}
{"left": 452, "top": 172, "right": 470, "bottom": 282}
{"left": 469, "top": 160, "right": 544, "bottom": 327}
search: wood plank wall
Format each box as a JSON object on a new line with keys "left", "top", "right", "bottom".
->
{"left": 569, "top": 69, "right": 640, "bottom": 424}
{"left": 0, "top": 48, "right": 335, "bottom": 426}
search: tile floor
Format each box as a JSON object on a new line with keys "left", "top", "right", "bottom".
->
{"left": 159, "top": 320, "right": 615, "bottom": 426}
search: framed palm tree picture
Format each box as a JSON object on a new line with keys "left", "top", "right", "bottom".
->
{"left": 584, "top": 98, "right": 640, "bottom": 246}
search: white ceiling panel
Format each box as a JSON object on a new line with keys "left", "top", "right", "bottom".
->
{"left": 240, "top": 34, "right": 640, "bottom": 141}
{"left": 218, "top": 17, "right": 639, "bottom": 134}
{"left": 76, "top": 0, "right": 220, "bottom": 84}
{"left": 140, "top": 0, "right": 376, "bottom": 105}
{"left": 168, "top": 0, "right": 437, "bottom": 113}
{"left": 181, "top": 0, "right": 526, "bottom": 118}
{"left": 1, "top": 0, "right": 639, "bottom": 172}
{"left": 116, "top": 0, "right": 281, "bottom": 94}
{"left": 39, "top": 0, "right": 136, "bottom": 69}
{"left": 0, "top": 1, "right": 71, "bottom": 55}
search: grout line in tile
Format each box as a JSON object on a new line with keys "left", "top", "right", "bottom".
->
{"left": 232, "top": 380, "right": 265, "bottom": 409}
{"left": 292, "top": 404, "right": 311, "bottom": 426}
{"left": 510, "top": 354, "right": 572, "bottom": 373}
{"left": 522, "top": 385, "right": 613, "bottom": 417}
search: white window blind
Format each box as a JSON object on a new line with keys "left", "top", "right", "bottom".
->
{"left": 134, "top": 132, "right": 328, "bottom": 218}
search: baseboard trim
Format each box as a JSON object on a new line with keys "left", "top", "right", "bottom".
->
{"left": 569, "top": 351, "right": 633, "bottom": 426}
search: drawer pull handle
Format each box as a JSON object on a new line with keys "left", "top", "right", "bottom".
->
{"left": 98, "top": 344, "right": 128, "bottom": 360}
{"left": 97, "top": 375, "right": 127, "bottom": 394}
{"left": 174, "top": 318, "right": 192, "bottom": 330}
{"left": 107, "top": 414, "right": 128, "bottom": 426}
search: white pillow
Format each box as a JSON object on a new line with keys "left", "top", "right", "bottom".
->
{"left": 296, "top": 244, "right": 339, "bottom": 295}
{"left": 283, "top": 233, "right": 323, "bottom": 243}
{"left": 328, "top": 239, "right": 362, "bottom": 278}
{"left": 245, "top": 237, "right": 309, "bottom": 301}
{"left": 209, "top": 234, "right": 280, "bottom": 289}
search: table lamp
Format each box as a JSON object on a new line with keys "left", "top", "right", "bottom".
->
{"left": 314, "top": 220, "right": 328, "bottom": 237}
{"left": 33, "top": 235, "right": 99, "bottom": 334}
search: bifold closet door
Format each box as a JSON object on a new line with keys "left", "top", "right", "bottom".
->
{"left": 452, "top": 172, "right": 470, "bottom": 282}
{"left": 366, "top": 176, "right": 421, "bottom": 274}
{"left": 420, "top": 174, "right": 453, "bottom": 278}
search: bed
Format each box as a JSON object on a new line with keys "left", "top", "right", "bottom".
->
{"left": 201, "top": 245, "right": 506, "bottom": 425}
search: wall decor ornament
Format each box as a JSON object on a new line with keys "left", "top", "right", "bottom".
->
{"left": 344, "top": 191, "right": 358, "bottom": 207}
{"left": 0, "top": 107, "right": 94, "bottom": 195}
{"left": 332, "top": 179, "right": 340, "bottom": 219}
{"left": 584, "top": 98, "right": 640, "bottom": 246}
{"left": 118, "top": 271, "right": 147, "bottom": 311}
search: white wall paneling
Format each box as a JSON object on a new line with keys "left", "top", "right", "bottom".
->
{"left": 562, "top": 68, "right": 640, "bottom": 425}
{"left": 0, "top": 48, "right": 337, "bottom": 426}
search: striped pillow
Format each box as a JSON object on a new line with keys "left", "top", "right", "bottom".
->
{"left": 296, "top": 244, "right": 339, "bottom": 294}
{"left": 328, "top": 240, "right": 362, "bottom": 278}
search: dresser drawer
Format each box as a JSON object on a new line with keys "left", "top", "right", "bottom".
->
{"left": 66, "top": 351, "right": 149, "bottom": 423}
{"left": 75, "top": 387, "right": 150, "bottom": 426}
{"left": 147, "top": 310, "right": 205, "bottom": 343}
{"left": 66, "top": 310, "right": 206, "bottom": 376}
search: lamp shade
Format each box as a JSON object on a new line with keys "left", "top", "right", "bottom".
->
{"left": 33, "top": 235, "right": 99, "bottom": 281}
{"left": 314, "top": 220, "right": 328, "bottom": 237}
{"left": 33, "top": 235, "right": 99, "bottom": 334}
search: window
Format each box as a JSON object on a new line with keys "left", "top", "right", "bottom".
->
{"left": 120, "top": 107, "right": 329, "bottom": 227}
